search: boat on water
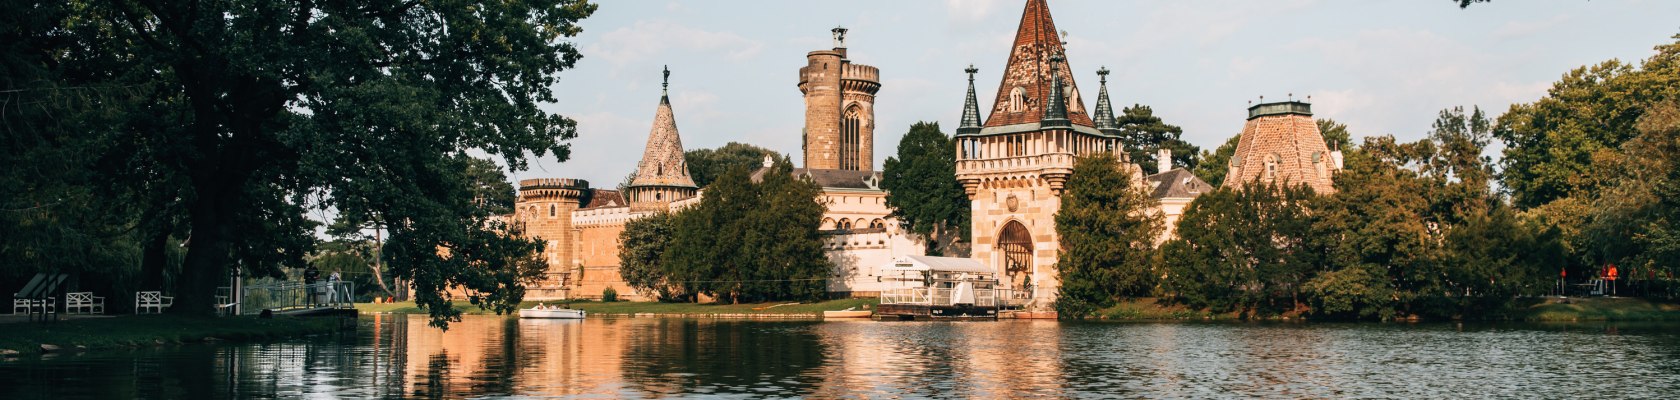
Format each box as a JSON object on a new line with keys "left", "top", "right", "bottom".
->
{"left": 519, "top": 305, "right": 585, "bottom": 319}
{"left": 823, "top": 307, "right": 872, "bottom": 319}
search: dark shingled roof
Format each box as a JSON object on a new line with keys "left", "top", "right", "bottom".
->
{"left": 578, "top": 189, "right": 626, "bottom": 210}
{"left": 1146, "top": 168, "right": 1211, "bottom": 199}
{"left": 752, "top": 167, "right": 883, "bottom": 190}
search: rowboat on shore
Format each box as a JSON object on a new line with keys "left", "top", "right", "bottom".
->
{"left": 519, "top": 305, "right": 585, "bottom": 319}
{"left": 823, "top": 307, "right": 872, "bottom": 319}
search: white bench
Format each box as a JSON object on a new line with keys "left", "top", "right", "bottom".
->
{"left": 13, "top": 297, "right": 54, "bottom": 315}
{"left": 66, "top": 292, "right": 104, "bottom": 314}
{"left": 134, "top": 291, "right": 173, "bottom": 314}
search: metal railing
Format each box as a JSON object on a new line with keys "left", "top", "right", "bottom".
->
{"left": 880, "top": 286, "right": 999, "bottom": 307}
{"left": 237, "top": 281, "right": 354, "bottom": 315}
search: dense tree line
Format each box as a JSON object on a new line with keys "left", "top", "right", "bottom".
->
{"left": 619, "top": 162, "right": 831, "bottom": 303}
{"left": 1053, "top": 153, "right": 1163, "bottom": 318}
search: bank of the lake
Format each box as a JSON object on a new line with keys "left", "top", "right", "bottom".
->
{"left": 0, "top": 315, "right": 342, "bottom": 355}
{"left": 357, "top": 298, "right": 878, "bottom": 317}
{"left": 1090, "top": 296, "right": 1680, "bottom": 322}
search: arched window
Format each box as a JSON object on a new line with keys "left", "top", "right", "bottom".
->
{"left": 869, "top": 219, "right": 885, "bottom": 229}
{"left": 1008, "top": 87, "right": 1025, "bottom": 112}
{"left": 842, "top": 105, "right": 863, "bottom": 170}
{"left": 549, "top": 204, "right": 557, "bottom": 217}
{"left": 1264, "top": 154, "right": 1280, "bottom": 182}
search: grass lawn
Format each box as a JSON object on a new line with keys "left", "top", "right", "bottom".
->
{"left": 0, "top": 314, "right": 341, "bottom": 354}
{"left": 357, "top": 298, "right": 879, "bottom": 316}
{"left": 1521, "top": 297, "right": 1680, "bottom": 321}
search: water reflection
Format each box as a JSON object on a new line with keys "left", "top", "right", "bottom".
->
{"left": 2, "top": 316, "right": 1678, "bottom": 398}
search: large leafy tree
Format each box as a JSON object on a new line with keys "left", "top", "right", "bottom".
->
{"left": 618, "top": 211, "right": 676, "bottom": 300}
{"left": 1117, "top": 104, "right": 1199, "bottom": 175}
{"left": 881, "top": 122, "right": 970, "bottom": 255}
{"left": 6, "top": 0, "right": 598, "bottom": 326}
{"left": 684, "top": 142, "right": 788, "bottom": 189}
{"left": 662, "top": 163, "right": 829, "bottom": 303}
{"left": 1496, "top": 36, "right": 1680, "bottom": 208}
{"left": 1054, "top": 153, "right": 1162, "bottom": 319}
{"left": 1161, "top": 182, "right": 1316, "bottom": 317}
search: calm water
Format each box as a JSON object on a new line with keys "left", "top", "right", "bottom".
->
{"left": 2, "top": 315, "right": 1678, "bottom": 398}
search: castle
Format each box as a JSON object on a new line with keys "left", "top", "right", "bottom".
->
{"left": 506, "top": 0, "right": 1337, "bottom": 307}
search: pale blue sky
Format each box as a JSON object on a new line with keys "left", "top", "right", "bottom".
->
{"left": 512, "top": 0, "right": 1680, "bottom": 186}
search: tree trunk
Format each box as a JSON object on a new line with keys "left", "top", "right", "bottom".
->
{"left": 369, "top": 227, "right": 394, "bottom": 297}
{"left": 172, "top": 188, "right": 233, "bottom": 315}
{"left": 140, "top": 225, "right": 170, "bottom": 292}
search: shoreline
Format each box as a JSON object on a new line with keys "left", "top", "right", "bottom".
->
{"left": 0, "top": 314, "right": 344, "bottom": 357}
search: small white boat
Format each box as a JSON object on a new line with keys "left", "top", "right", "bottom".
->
{"left": 519, "top": 305, "right": 586, "bottom": 319}
{"left": 823, "top": 307, "right": 872, "bottom": 319}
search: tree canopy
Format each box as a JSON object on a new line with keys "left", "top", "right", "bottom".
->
{"left": 881, "top": 122, "right": 970, "bottom": 255}
{"left": 1116, "top": 104, "right": 1200, "bottom": 175}
{"left": 684, "top": 142, "right": 789, "bottom": 189}
{"left": 1, "top": 0, "right": 598, "bottom": 327}
{"left": 1054, "top": 153, "right": 1162, "bottom": 318}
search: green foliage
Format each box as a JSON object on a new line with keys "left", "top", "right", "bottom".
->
{"left": 1054, "top": 153, "right": 1163, "bottom": 319}
{"left": 661, "top": 163, "right": 831, "bottom": 303}
{"left": 602, "top": 287, "right": 618, "bottom": 302}
{"left": 1317, "top": 119, "right": 1355, "bottom": 152}
{"left": 3, "top": 0, "right": 599, "bottom": 328}
{"left": 619, "top": 211, "right": 677, "bottom": 300}
{"left": 1117, "top": 105, "right": 1200, "bottom": 175}
{"left": 881, "top": 122, "right": 971, "bottom": 255}
{"left": 1161, "top": 183, "right": 1317, "bottom": 317}
{"left": 684, "top": 142, "right": 789, "bottom": 188}
{"left": 1191, "top": 135, "right": 1241, "bottom": 187}
{"left": 1496, "top": 36, "right": 1680, "bottom": 208}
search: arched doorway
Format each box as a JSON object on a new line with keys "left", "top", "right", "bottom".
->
{"left": 997, "top": 221, "right": 1033, "bottom": 295}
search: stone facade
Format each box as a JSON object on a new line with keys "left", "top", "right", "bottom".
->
{"left": 800, "top": 27, "right": 880, "bottom": 171}
{"left": 1226, "top": 101, "right": 1341, "bottom": 194}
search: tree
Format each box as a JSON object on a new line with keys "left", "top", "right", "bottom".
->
{"left": 662, "top": 163, "right": 830, "bottom": 303}
{"left": 684, "top": 142, "right": 788, "bottom": 188}
{"left": 1054, "top": 153, "right": 1162, "bottom": 319}
{"left": 1317, "top": 119, "right": 1355, "bottom": 152}
{"left": 619, "top": 211, "right": 677, "bottom": 300}
{"left": 1117, "top": 105, "right": 1199, "bottom": 175}
{"left": 881, "top": 122, "right": 970, "bottom": 255}
{"left": 1496, "top": 35, "right": 1680, "bottom": 208}
{"left": 1191, "top": 135, "right": 1240, "bottom": 187}
{"left": 1161, "top": 182, "right": 1316, "bottom": 317}
{"left": 7, "top": 0, "right": 599, "bottom": 326}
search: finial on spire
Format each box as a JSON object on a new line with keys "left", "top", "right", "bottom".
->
{"left": 1097, "top": 66, "right": 1110, "bottom": 83}
{"left": 965, "top": 64, "right": 978, "bottom": 82}
{"left": 660, "top": 65, "right": 671, "bottom": 103}
{"left": 957, "top": 64, "right": 983, "bottom": 136}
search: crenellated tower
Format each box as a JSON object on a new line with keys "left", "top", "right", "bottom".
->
{"left": 953, "top": 0, "right": 1125, "bottom": 308}
{"left": 514, "top": 178, "right": 591, "bottom": 294}
{"left": 799, "top": 27, "right": 881, "bottom": 171}
{"left": 626, "top": 66, "right": 698, "bottom": 212}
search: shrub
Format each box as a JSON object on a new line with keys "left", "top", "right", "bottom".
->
{"left": 602, "top": 287, "right": 618, "bottom": 302}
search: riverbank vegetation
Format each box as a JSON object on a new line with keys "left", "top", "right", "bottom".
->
{"left": 1056, "top": 35, "right": 1680, "bottom": 321}
{"left": 0, "top": 315, "right": 341, "bottom": 354}
{"left": 618, "top": 162, "right": 832, "bottom": 304}
{"left": 358, "top": 298, "right": 875, "bottom": 317}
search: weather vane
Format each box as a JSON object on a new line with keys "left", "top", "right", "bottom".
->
{"left": 661, "top": 65, "right": 670, "bottom": 96}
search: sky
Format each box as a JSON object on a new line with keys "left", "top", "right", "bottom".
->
{"left": 509, "top": 0, "right": 1680, "bottom": 187}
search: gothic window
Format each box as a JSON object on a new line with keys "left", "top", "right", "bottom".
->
{"left": 549, "top": 204, "right": 557, "bottom": 218}
{"left": 657, "top": 162, "right": 663, "bottom": 176}
{"left": 869, "top": 219, "right": 885, "bottom": 229}
{"left": 842, "top": 105, "right": 863, "bottom": 170}
{"left": 1009, "top": 87, "right": 1026, "bottom": 112}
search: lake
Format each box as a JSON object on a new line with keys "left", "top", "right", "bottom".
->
{"left": 2, "top": 314, "right": 1677, "bottom": 398}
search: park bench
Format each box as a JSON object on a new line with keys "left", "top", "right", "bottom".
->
{"left": 65, "top": 292, "right": 105, "bottom": 314}
{"left": 11, "top": 273, "right": 69, "bottom": 321}
{"left": 134, "top": 291, "right": 174, "bottom": 314}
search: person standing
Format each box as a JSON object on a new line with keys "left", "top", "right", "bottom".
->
{"left": 303, "top": 265, "right": 321, "bottom": 305}
{"left": 328, "top": 270, "right": 343, "bottom": 304}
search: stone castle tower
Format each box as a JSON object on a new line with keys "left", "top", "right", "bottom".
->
{"left": 955, "top": 0, "right": 1125, "bottom": 307}
{"left": 799, "top": 27, "right": 881, "bottom": 171}
{"left": 514, "top": 178, "right": 590, "bottom": 296}
{"left": 1225, "top": 100, "right": 1341, "bottom": 194}
{"left": 625, "top": 66, "right": 698, "bottom": 212}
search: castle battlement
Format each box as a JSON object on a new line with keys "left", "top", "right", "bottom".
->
{"left": 841, "top": 64, "right": 879, "bottom": 85}
{"left": 571, "top": 206, "right": 635, "bottom": 228}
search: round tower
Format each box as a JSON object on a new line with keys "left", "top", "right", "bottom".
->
{"left": 800, "top": 27, "right": 880, "bottom": 171}
{"left": 514, "top": 178, "right": 590, "bottom": 294}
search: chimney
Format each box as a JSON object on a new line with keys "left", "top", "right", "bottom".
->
{"left": 1157, "top": 148, "right": 1172, "bottom": 174}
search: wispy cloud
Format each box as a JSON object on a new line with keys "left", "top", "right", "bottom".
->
{"left": 585, "top": 19, "right": 765, "bottom": 70}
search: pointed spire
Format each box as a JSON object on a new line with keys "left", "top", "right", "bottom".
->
{"left": 630, "top": 66, "right": 696, "bottom": 190}
{"left": 985, "top": 0, "right": 1091, "bottom": 128}
{"left": 1093, "top": 66, "right": 1121, "bottom": 136}
{"left": 1040, "top": 51, "right": 1071, "bottom": 128}
{"left": 957, "top": 64, "right": 982, "bottom": 136}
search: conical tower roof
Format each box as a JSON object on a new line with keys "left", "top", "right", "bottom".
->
{"left": 984, "top": 0, "right": 1092, "bottom": 128}
{"left": 1092, "top": 67, "right": 1121, "bottom": 136}
{"left": 957, "top": 65, "right": 983, "bottom": 136}
{"left": 629, "top": 66, "right": 697, "bottom": 189}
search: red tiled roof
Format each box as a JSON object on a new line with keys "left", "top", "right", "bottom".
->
{"left": 983, "top": 0, "right": 1093, "bottom": 128}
